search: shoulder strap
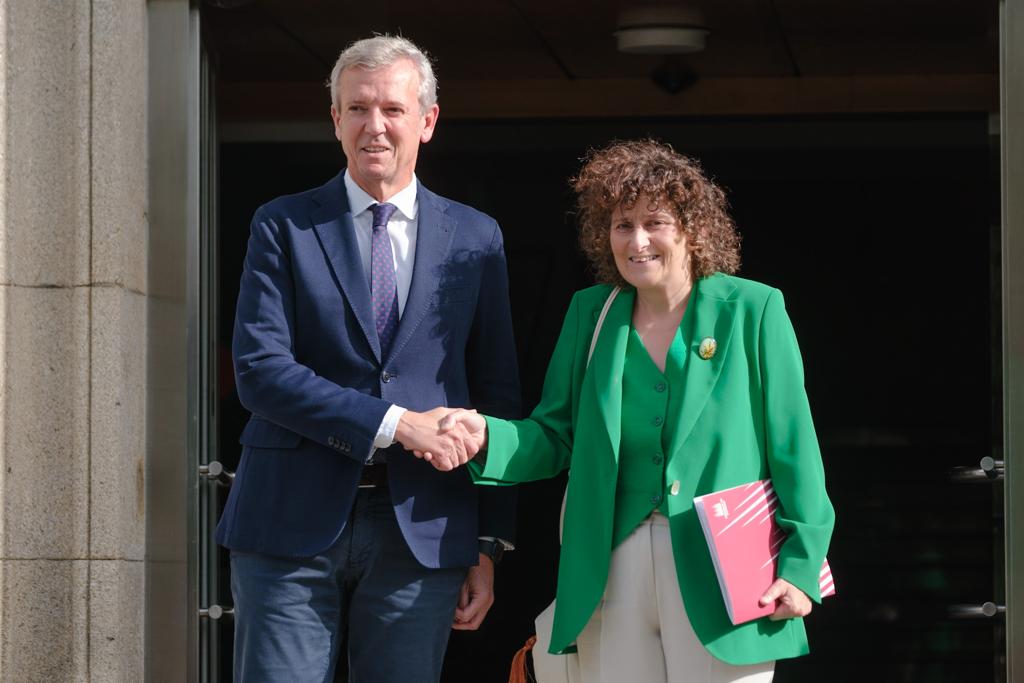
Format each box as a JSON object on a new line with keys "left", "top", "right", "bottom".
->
{"left": 587, "top": 286, "right": 621, "bottom": 368}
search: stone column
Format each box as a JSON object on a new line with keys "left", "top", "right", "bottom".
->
{"left": 0, "top": 1, "right": 147, "bottom": 680}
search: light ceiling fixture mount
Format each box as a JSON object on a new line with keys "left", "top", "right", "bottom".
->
{"left": 615, "top": 4, "right": 709, "bottom": 55}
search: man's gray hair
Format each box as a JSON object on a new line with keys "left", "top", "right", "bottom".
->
{"left": 328, "top": 35, "right": 437, "bottom": 113}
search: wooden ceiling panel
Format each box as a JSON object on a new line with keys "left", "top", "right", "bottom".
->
{"left": 469, "top": 0, "right": 797, "bottom": 80}
{"left": 205, "top": 0, "right": 998, "bottom": 83}
{"left": 206, "top": 0, "right": 571, "bottom": 81}
{"left": 775, "top": 0, "right": 997, "bottom": 75}
{"left": 791, "top": 38, "right": 996, "bottom": 77}
{"left": 773, "top": 0, "right": 994, "bottom": 36}
{"left": 206, "top": 0, "right": 999, "bottom": 121}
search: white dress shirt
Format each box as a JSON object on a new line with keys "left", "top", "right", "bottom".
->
{"left": 342, "top": 171, "right": 415, "bottom": 454}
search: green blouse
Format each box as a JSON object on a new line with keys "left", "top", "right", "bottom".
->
{"left": 612, "top": 325, "right": 688, "bottom": 549}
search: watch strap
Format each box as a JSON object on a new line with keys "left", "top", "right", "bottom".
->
{"left": 478, "top": 538, "right": 505, "bottom": 565}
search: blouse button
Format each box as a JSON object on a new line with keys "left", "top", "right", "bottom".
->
{"left": 650, "top": 493, "right": 663, "bottom": 506}
{"left": 655, "top": 382, "right": 667, "bottom": 393}
{"left": 652, "top": 416, "right": 664, "bottom": 427}
{"left": 652, "top": 453, "right": 664, "bottom": 465}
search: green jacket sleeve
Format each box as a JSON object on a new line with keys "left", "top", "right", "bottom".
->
{"left": 759, "top": 288, "right": 835, "bottom": 603}
{"left": 469, "top": 291, "right": 589, "bottom": 485}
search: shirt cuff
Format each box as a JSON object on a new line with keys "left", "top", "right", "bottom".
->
{"left": 478, "top": 535, "right": 515, "bottom": 551}
{"left": 368, "top": 405, "right": 407, "bottom": 460}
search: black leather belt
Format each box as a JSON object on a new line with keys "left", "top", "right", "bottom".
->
{"left": 358, "top": 463, "right": 389, "bottom": 488}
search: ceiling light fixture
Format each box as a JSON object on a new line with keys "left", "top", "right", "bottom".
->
{"left": 615, "top": 5, "right": 709, "bottom": 55}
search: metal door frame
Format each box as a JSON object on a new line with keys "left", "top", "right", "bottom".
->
{"left": 146, "top": 1, "right": 201, "bottom": 681}
{"left": 1001, "top": 0, "right": 1024, "bottom": 678}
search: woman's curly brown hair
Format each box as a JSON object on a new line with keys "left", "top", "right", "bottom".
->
{"left": 572, "top": 139, "right": 740, "bottom": 286}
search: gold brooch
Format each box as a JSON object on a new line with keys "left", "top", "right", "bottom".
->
{"left": 698, "top": 337, "right": 717, "bottom": 360}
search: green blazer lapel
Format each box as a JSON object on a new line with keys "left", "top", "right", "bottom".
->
{"left": 587, "top": 287, "right": 634, "bottom": 464}
{"left": 666, "top": 274, "right": 739, "bottom": 461}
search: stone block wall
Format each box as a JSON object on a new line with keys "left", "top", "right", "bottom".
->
{"left": 0, "top": 1, "right": 148, "bottom": 680}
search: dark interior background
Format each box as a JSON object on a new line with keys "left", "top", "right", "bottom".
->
{"left": 215, "top": 114, "right": 1000, "bottom": 682}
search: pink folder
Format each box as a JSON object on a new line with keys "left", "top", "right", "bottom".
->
{"left": 693, "top": 479, "right": 835, "bottom": 625}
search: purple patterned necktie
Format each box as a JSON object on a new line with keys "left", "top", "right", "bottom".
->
{"left": 370, "top": 202, "right": 400, "bottom": 358}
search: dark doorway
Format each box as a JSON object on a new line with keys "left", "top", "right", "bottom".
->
{"left": 212, "top": 114, "right": 1001, "bottom": 682}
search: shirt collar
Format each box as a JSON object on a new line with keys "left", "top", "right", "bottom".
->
{"left": 343, "top": 170, "right": 419, "bottom": 221}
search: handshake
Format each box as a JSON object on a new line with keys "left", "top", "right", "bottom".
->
{"left": 393, "top": 407, "right": 488, "bottom": 472}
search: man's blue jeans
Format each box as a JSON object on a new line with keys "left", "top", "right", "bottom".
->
{"left": 230, "top": 488, "right": 467, "bottom": 682}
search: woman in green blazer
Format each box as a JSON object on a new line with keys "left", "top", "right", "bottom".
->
{"left": 434, "top": 140, "right": 835, "bottom": 682}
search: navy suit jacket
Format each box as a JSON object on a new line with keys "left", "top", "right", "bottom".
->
{"left": 216, "top": 172, "right": 521, "bottom": 568}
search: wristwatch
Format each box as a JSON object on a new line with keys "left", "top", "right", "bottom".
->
{"left": 478, "top": 538, "right": 506, "bottom": 565}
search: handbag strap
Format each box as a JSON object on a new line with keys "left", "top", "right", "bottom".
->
{"left": 587, "top": 286, "right": 621, "bottom": 368}
{"left": 529, "top": 287, "right": 625, "bottom": 670}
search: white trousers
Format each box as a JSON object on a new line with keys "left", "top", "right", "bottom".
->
{"left": 574, "top": 513, "right": 775, "bottom": 683}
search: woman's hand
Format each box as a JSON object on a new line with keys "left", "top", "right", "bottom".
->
{"left": 759, "top": 578, "right": 812, "bottom": 620}
{"left": 438, "top": 408, "right": 488, "bottom": 455}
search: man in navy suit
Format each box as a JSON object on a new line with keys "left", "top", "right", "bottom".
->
{"left": 216, "top": 35, "right": 520, "bottom": 682}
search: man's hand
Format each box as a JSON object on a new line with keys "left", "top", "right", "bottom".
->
{"left": 438, "top": 408, "right": 488, "bottom": 455}
{"left": 759, "top": 578, "right": 812, "bottom": 620}
{"left": 395, "top": 407, "right": 476, "bottom": 471}
{"left": 452, "top": 554, "right": 495, "bottom": 630}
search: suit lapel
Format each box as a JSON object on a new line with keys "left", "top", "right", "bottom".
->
{"left": 665, "top": 274, "right": 738, "bottom": 464}
{"left": 310, "top": 174, "right": 381, "bottom": 361}
{"left": 589, "top": 288, "right": 633, "bottom": 464}
{"left": 387, "top": 185, "right": 456, "bottom": 363}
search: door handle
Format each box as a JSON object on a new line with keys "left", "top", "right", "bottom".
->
{"left": 198, "top": 460, "right": 234, "bottom": 486}
{"left": 198, "top": 604, "right": 234, "bottom": 620}
{"left": 949, "top": 456, "right": 1004, "bottom": 483}
{"left": 948, "top": 602, "right": 1005, "bottom": 618}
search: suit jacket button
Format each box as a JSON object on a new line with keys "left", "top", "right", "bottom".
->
{"left": 328, "top": 436, "right": 336, "bottom": 446}
{"left": 381, "top": 371, "right": 393, "bottom": 383}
